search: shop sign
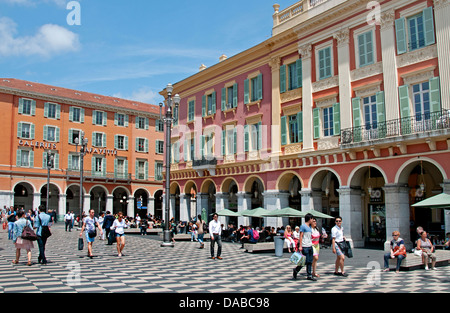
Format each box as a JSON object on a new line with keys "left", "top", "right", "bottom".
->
{"left": 19, "top": 140, "right": 57, "bottom": 150}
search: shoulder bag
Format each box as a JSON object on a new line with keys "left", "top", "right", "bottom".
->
{"left": 38, "top": 214, "right": 52, "bottom": 239}
{"left": 21, "top": 220, "right": 38, "bottom": 241}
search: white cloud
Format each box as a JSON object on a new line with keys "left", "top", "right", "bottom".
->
{"left": 113, "top": 87, "right": 163, "bottom": 105}
{"left": 0, "top": 17, "right": 80, "bottom": 57}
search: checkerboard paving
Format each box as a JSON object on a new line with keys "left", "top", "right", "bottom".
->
{"left": 0, "top": 224, "right": 449, "bottom": 293}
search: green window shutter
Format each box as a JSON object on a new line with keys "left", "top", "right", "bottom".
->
{"left": 221, "top": 88, "right": 226, "bottom": 111}
{"left": 376, "top": 91, "right": 386, "bottom": 139}
{"left": 423, "top": 7, "right": 435, "bottom": 46}
{"left": 114, "top": 135, "right": 118, "bottom": 149}
{"left": 244, "top": 79, "right": 250, "bottom": 104}
{"left": 221, "top": 130, "right": 226, "bottom": 156}
{"left": 175, "top": 142, "right": 180, "bottom": 163}
{"left": 43, "top": 152, "right": 48, "bottom": 169}
{"left": 17, "top": 122, "right": 22, "bottom": 138}
{"left": 297, "top": 111, "right": 303, "bottom": 143}
{"left": 233, "top": 83, "right": 238, "bottom": 108}
{"left": 233, "top": 128, "right": 237, "bottom": 154}
{"left": 212, "top": 91, "right": 217, "bottom": 114}
{"left": 18, "top": 99, "right": 23, "bottom": 114}
{"left": 44, "top": 102, "right": 49, "bottom": 118}
{"left": 257, "top": 122, "right": 262, "bottom": 151}
{"left": 296, "top": 59, "right": 303, "bottom": 88}
{"left": 102, "top": 133, "right": 107, "bottom": 147}
{"left": 399, "top": 85, "right": 410, "bottom": 118}
{"left": 102, "top": 158, "right": 106, "bottom": 176}
{"left": 429, "top": 77, "right": 441, "bottom": 113}
{"left": 29, "top": 151, "right": 34, "bottom": 168}
{"left": 43, "top": 125, "right": 48, "bottom": 141}
{"left": 124, "top": 160, "right": 128, "bottom": 177}
{"left": 125, "top": 136, "right": 128, "bottom": 150}
{"left": 395, "top": 17, "right": 407, "bottom": 55}
{"left": 80, "top": 108, "right": 85, "bottom": 123}
{"left": 144, "top": 161, "right": 149, "bottom": 180}
{"left": 281, "top": 116, "right": 287, "bottom": 145}
{"left": 55, "top": 127, "right": 60, "bottom": 142}
{"left": 135, "top": 138, "right": 139, "bottom": 152}
{"left": 68, "top": 155, "right": 72, "bottom": 170}
{"left": 145, "top": 117, "right": 149, "bottom": 130}
{"left": 16, "top": 150, "right": 22, "bottom": 167}
{"left": 31, "top": 100, "right": 36, "bottom": 116}
{"left": 30, "top": 124, "right": 35, "bottom": 140}
{"left": 69, "top": 107, "right": 74, "bottom": 122}
{"left": 93, "top": 132, "right": 97, "bottom": 147}
{"left": 124, "top": 114, "right": 129, "bottom": 127}
{"left": 244, "top": 125, "right": 249, "bottom": 152}
{"left": 135, "top": 161, "right": 139, "bottom": 179}
{"left": 93, "top": 110, "right": 97, "bottom": 125}
{"left": 103, "top": 112, "right": 107, "bottom": 126}
{"left": 200, "top": 135, "right": 205, "bottom": 157}
{"left": 352, "top": 97, "right": 362, "bottom": 128}
{"left": 114, "top": 158, "right": 118, "bottom": 177}
{"left": 54, "top": 153, "right": 59, "bottom": 169}
{"left": 145, "top": 138, "right": 149, "bottom": 153}
{"left": 56, "top": 104, "right": 61, "bottom": 120}
{"left": 333, "top": 103, "right": 341, "bottom": 136}
{"left": 114, "top": 113, "right": 118, "bottom": 126}
{"left": 257, "top": 74, "right": 263, "bottom": 100}
{"left": 313, "top": 108, "right": 321, "bottom": 139}
{"left": 202, "top": 95, "right": 206, "bottom": 117}
{"left": 280, "top": 64, "right": 287, "bottom": 94}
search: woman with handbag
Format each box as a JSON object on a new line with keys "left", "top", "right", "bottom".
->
{"left": 417, "top": 231, "right": 437, "bottom": 270}
{"left": 331, "top": 217, "right": 348, "bottom": 277}
{"left": 80, "top": 209, "right": 103, "bottom": 259}
{"left": 12, "top": 209, "right": 34, "bottom": 266}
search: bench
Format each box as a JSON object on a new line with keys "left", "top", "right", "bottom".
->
{"left": 124, "top": 228, "right": 162, "bottom": 235}
{"left": 158, "top": 233, "right": 210, "bottom": 241}
{"left": 244, "top": 242, "right": 288, "bottom": 253}
{"left": 388, "top": 250, "right": 450, "bottom": 271}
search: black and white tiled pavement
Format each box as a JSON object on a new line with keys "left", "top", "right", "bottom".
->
{"left": 0, "top": 224, "right": 449, "bottom": 293}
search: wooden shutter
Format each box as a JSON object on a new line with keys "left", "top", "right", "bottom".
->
{"left": 395, "top": 17, "right": 407, "bottom": 55}
{"left": 244, "top": 79, "right": 250, "bottom": 104}
{"left": 221, "top": 88, "right": 226, "bottom": 111}
{"left": 429, "top": 77, "right": 441, "bottom": 113}
{"left": 333, "top": 103, "right": 341, "bottom": 136}
{"left": 257, "top": 74, "right": 263, "bottom": 100}
{"left": 376, "top": 91, "right": 386, "bottom": 138}
{"left": 423, "top": 7, "right": 435, "bottom": 46}
{"left": 281, "top": 116, "right": 287, "bottom": 145}
{"left": 202, "top": 95, "right": 206, "bottom": 117}
{"left": 297, "top": 111, "right": 303, "bottom": 143}
{"left": 296, "top": 59, "right": 303, "bottom": 88}
{"left": 313, "top": 108, "right": 320, "bottom": 139}
{"left": 280, "top": 65, "right": 287, "bottom": 94}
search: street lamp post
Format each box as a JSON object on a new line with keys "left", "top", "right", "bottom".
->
{"left": 160, "top": 83, "right": 180, "bottom": 247}
{"left": 75, "top": 131, "right": 89, "bottom": 229}
{"left": 46, "top": 153, "right": 54, "bottom": 212}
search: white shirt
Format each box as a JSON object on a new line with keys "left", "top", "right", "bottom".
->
{"left": 64, "top": 213, "right": 72, "bottom": 221}
{"left": 209, "top": 219, "right": 222, "bottom": 236}
{"left": 331, "top": 225, "right": 344, "bottom": 243}
{"left": 112, "top": 219, "right": 128, "bottom": 235}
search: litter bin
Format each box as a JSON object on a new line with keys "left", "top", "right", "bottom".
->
{"left": 274, "top": 235, "right": 284, "bottom": 257}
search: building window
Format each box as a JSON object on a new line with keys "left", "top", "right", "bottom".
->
{"left": 22, "top": 99, "right": 32, "bottom": 115}
{"left": 408, "top": 13, "right": 425, "bottom": 51}
{"left": 69, "top": 154, "right": 80, "bottom": 171}
{"left": 413, "top": 81, "right": 430, "bottom": 120}
{"left": 318, "top": 46, "right": 332, "bottom": 80}
{"left": 93, "top": 132, "right": 105, "bottom": 147}
{"left": 244, "top": 74, "right": 263, "bottom": 104}
{"left": 136, "top": 160, "right": 148, "bottom": 180}
{"left": 363, "top": 95, "right": 378, "bottom": 129}
{"left": 358, "top": 31, "right": 374, "bottom": 68}
{"left": 95, "top": 111, "right": 104, "bottom": 125}
{"left": 156, "top": 140, "right": 164, "bottom": 154}
{"left": 136, "top": 138, "right": 148, "bottom": 153}
{"left": 207, "top": 94, "right": 214, "bottom": 115}
{"left": 288, "top": 62, "right": 299, "bottom": 91}
{"left": 17, "top": 150, "right": 33, "bottom": 168}
{"left": 323, "top": 107, "right": 334, "bottom": 137}
{"left": 47, "top": 103, "right": 57, "bottom": 119}
{"left": 188, "top": 100, "right": 195, "bottom": 122}
{"left": 136, "top": 117, "right": 148, "bottom": 130}
{"left": 69, "top": 129, "right": 80, "bottom": 145}
{"left": 289, "top": 115, "right": 299, "bottom": 144}
{"left": 189, "top": 137, "right": 195, "bottom": 161}
{"left": 155, "top": 162, "right": 163, "bottom": 181}
{"left": 116, "top": 135, "right": 125, "bottom": 150}
{"left": 72, "top": 107, "right": 81, "bottom": 122}
{"left": 45, "top": 126, "right": 59, "bottom": 142}
{"left": 156, "top": 119, "right": 164, "bottom": 132}
{"left": 18, "top": 122, "right": 34, "bottom": 139}
{"left": 116, "top": 113, "right": 127, "bottom": 127}
{"left": 115, "top": 158, "right": 128, "bottom": 179}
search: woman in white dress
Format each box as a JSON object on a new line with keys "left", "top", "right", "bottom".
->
{"left": 111, "top": 212, "right": 128, "bottom": 257}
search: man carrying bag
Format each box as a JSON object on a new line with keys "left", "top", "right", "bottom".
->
{"left": 34, "top": 205, "right": 52, "bottom": 264}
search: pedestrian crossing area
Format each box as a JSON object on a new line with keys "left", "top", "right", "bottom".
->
{"left": 0, "top": 225, "right": 449, "bottom": 293}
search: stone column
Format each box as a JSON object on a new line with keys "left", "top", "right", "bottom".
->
{"left": 149, "top": 197, "right": 155, "bottom": 216}
{"left": 441, "top": 179, "right": 450, "bottom": 234}
{"left": 269, "top": 56, "right": 282, "bottom": 157}
{"left": 58, "top": 194, "right": 67, "bottom": 222}
{"left": 383, "top": 184, "right": 412, "bottom": 250}
{"left": 170, "top": 195, "right": 176, "bottom": 220}
{"left": 33, "top": 193, "right": 41, "bottom": 210}
{"left": 127, "top": 196, "right": 135, "bottom": 218}
{"left": 179, "top": 193, "right": 190, "bottom": 222}
{"left": 83, "top": 194, "right": 90, "bottom": 215}
{"left": 263, "top": 191, "right": 290, "bottom": 229}
{"left": 434, "top": 0, "right": 450, "bottom": 110}
{"left": 237, "top": 192, "right": 252, "bottom": 227}
{"left": 215, "top": 192, "right": 229, "bottom": 226}
{"left": 196, "top": 193, "right": 209, "bottom": 219}
{"left": 380, "top": 9, "right": 400, "bottom": 121}
{"left": 106, "top": 195, "right": 113, "bottom": 214}
{"left": 299, "top": 43, "right": 314, "bottom": 151}
{"left": 334, "top": 28, "right": 352, "bottom": 130}
{"left": 337, "top": 187, "right": 363, "bottom": 248}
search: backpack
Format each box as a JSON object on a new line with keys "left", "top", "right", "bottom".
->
{"left": 252, "top": 229, "right": 260, "bottom": 240}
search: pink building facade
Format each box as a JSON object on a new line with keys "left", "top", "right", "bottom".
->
{"left": 161, "top": 0, "right": 450, "bottom": 250}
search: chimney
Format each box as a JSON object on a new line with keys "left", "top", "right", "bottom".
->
{"left": 219, "top": 54, "right": 228, "bottom": 62}
{"left": 199, "top": 64, "right": 207, "bottom": 71}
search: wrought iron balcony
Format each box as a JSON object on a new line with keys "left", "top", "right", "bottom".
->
{"left": 192, "top": 157, "right": 218, "bottom": 168}
{"left": 65, "top": 169, "right": 132, "bottom": 182}
{"left": 341, "top": 109, "right": 450, "bottom": 146}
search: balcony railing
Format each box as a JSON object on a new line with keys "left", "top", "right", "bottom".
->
{"left": 341, "top": 110, "right": 450, "bottom": 145}
{"left": 65, "top": 170, "right": 132, "bottom": 181}
{"left": 273, "top": 0, "right": 333, "bottom": 29}
{"left": 192, "top": 157, "right": 218, "bottom": 168}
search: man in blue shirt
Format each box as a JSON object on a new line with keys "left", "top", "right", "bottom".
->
{"left": 293, "top": 213, "right": 315, "bottom": 281}
{"left": 34, "top": 205, "right": 52, "bottom": 264}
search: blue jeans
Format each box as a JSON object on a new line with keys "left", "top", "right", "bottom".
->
{"left": 384, "top": 253, "right": 406, "bottom": 271}
{"left": 210, "top": 235, "right": 222, "bottom": 257}
{"left": 302, "top": 247, "right": 314, "bottom": 278}
{"left": 197, "top": 233, "right": 204, "bottom": 244}
{"left": 8, "top": 222, "right": 14, "bottom": 240}
{"left": 37, "top": 236, "right": 48, "bottom": 262}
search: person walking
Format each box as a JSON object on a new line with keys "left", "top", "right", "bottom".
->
{"left": 196, "top": 215, "right": 206, "bottom": 249}
{"left": 98, "top": 212, "right": 105, "bottom": 240}
{"left": 64, "top": 211, "right": 73, "bottom": 232}
{"left": 209, "top": 213, "right": 223, "bottom": 260}
{"left": 103, "top": 211, "right": 115, "bottom": 245}
{"left": 111, "top": 212, "right": 128, "bottom": 257}
{"left": 79, "top": 209, "right": 103, "bottom": 258}
{"left": 7, "top": 207, "right": 16, "bottom": 240}
{"left": 34, "top": 205, "right": 52, "bottom": 264}
{"left": 293, "top": 213, "right": 315, "bottom": 281}
{"left": 383, "top": 231, "right": 407, "bottom": 273}
{"left": 331, "top": 216, "right": 348, "bottom": 277}
{"left": 311, "top": 218, "right": 322, "bottom": 278}
{"left": 12, "top": 209, "right": 34, "bottom": 266}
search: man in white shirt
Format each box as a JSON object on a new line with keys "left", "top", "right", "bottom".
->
{"left": 64, "top": 212, "right": 73, "bottom": 232}
{"left": 209, "top": 213, "right": 223, "bottom": 260}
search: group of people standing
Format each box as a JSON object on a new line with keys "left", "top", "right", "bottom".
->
{"left": 292, "top": 215, "right": 349, "bottom": 281}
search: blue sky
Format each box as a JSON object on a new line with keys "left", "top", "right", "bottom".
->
{"left": 0, "top": 0, "right": 296, "bottom": 105}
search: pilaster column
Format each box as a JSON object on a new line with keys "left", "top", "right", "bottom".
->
{"left": 170, "top": 195, "right": 176, "bottom": 221}
{"left": 83, "top": 194, "right": 90, "bottom": 215}
{"left": 383, "top": 184, "right": 412, "bottom": 250}
{"left": 237, "top": 192, "right": 252, "bottom": 226}
{"left": 33, "top": 193, "right": 41, "bottom": 210}
{"left": 215, "top": 192, "right": 229, "bottom": 226}
{"left": 337, "top": 187, "right": 363, "bottom": 248}
{"left": 380, "top": 9, "right": 400, "bottom": 121}
{"left": 334, "top": 28, "right": 352, "bottom": 130}
{"left": 269, "top": 56, "right": 282, "bottom": 157}
{"left": 127, "top": 196, "right": 135, "bottom": 218}
{"left": 149, "top": 197, "right": 155, "bottom": 216}
{"left": 263, "top": 191, "right": 290, "bottom": 229}
{"left": 179, "top": 193, "right": 190, "bottom": 222}
{"left": 196, "top": 193, "right": 209, "bottom": 219}
{"left": 106, "top": 195, "right": 113, "bottom": 214}
{"left": 58, "top": 194, "right": 67, "bottom": 222}
{"left": 441, "top": 179, "right": 450, "bottom": 234}
{"left": 434, "top": 0, "right": 450, "bottom": 110}
{"left": 299, "top": 43, "right": 314, "bottom": 151}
